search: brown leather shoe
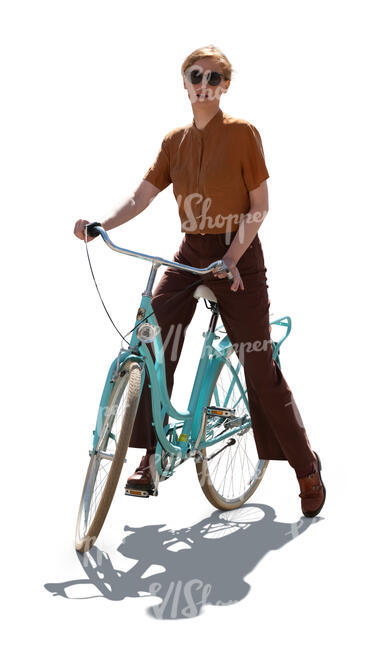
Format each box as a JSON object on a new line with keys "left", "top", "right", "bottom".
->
{"left": 125, "top": 450, "right": 155, "bottom": 491}
{"left": 297, "top": 451, "right": 326, "bottom": 517}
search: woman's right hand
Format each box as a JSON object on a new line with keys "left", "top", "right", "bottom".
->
{"left": 74, "top": 219, "right": 97, "bottom": 242}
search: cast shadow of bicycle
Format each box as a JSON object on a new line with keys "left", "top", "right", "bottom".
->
{"left": 45, "top": 504, "right": 323, "bottom": 619}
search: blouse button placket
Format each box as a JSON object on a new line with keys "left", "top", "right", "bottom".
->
{"left": 196, "top": 130, "right": 205, "bottom": 235}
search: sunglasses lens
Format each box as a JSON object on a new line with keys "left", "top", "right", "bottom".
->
{"left": 187, "top": 69, "right": 224, "bottom": 86}
{"left": 208, "top": 72, "right": 223, "bottom": 86}
{"left": 190, "top": 70, "right": 203, "bottom": 85}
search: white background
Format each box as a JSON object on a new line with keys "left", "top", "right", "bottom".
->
{"left": 1, "top": 0, "right": 388, "bottom": 644}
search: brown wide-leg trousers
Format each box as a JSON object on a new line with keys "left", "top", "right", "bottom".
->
{"left": 129, "top": 231, "right": 317, "bottom": 478}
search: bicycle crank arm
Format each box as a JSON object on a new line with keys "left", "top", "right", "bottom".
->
{"left": 205, "top": 437, "right": 236, "bottom": 461}
{"left": 89, "top": 449, "right": 127, "bottom": 462}
{"left": 222, "top": 415, "right": 250, "bottom": 430}
{"left": 191, "top": 405, "right": 236, "bottom": 458}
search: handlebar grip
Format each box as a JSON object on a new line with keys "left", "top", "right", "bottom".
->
{"left": 86, "top": 221, "right": 102, "bottom": 238}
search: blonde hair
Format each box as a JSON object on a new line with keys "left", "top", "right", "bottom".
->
{"left": 181, "top": 44, "right": 234, "bottom": 81}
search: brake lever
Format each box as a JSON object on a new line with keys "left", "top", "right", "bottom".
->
{"left": 214, "top": 260, "right": 234, "bottom": 286}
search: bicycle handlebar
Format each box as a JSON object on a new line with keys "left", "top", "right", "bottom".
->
{"left": 85, "top": 222, "right": 234, "bottom": 284}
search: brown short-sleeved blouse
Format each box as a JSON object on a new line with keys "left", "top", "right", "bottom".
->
{"left": 142, "top": 108, "right": 269, "bottom": 235}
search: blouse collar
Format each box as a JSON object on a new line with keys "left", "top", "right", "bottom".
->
{"left": 191, "top": 107, "right": 223, "bottom": 136}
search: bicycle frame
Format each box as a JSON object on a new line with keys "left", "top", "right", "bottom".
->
{"left": 91, "top": 289, "right": 238, "bottom": 465}
{"left": 88, "top": 227, "right": 292, "bottom": 478}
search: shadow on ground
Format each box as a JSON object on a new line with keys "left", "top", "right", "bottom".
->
{"left": 45, "top": 504, "right": 323, "bottom": 619}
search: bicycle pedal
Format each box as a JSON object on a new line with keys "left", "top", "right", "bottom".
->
{"left": 124, "top": 484, "right": 158, "bottom": 498}
{"left": 206, "top": 406, "right": 235, "bottom": 418}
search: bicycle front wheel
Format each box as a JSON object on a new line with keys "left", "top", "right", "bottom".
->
{"left": 75, "top": 359, "right": 142, "bottom": 553}
{"left": 195, "top": 346, "right": 268, "bottom": 510}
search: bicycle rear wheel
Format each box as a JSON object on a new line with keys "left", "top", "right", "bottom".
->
{"left": 195, "top": 346, "right": 268, "bottom": 509}
{"left": 75, "top": 359, "right": 142, "bottom": 552}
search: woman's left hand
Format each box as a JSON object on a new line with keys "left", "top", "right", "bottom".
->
{"left": 211, "top": 255, "right": 244, "bottom": 292}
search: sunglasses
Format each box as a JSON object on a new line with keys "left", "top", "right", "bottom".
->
{"left": 185, "top": 69, "right": 225, "bottom": 87}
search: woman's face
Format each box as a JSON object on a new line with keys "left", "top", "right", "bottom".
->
{"left": 183, "top": 57, "right": 230, "bottom": 106}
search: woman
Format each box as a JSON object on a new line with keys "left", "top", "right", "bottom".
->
{"left": 74, "top": 45, "right": 326, "bottom": 517}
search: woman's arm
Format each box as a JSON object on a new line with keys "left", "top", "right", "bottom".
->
{"left": 228, "top": 180, "right": 269, "bottom": 262}
{"left": 73, "top": 180, "right": 161, "bottom": 241}
{"left": 212, "top": 180, "right": 269, "bottom": 291}
{"left": 101, "top": 180, "right": 161, "bottom": 231}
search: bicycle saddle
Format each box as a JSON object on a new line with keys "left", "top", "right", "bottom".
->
{"left": 193, "top": 284, "right": 218, "bottom": 303}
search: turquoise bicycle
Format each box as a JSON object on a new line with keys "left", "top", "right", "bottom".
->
{"left": 75, "top": 223, "right": 292, "bottom": 553}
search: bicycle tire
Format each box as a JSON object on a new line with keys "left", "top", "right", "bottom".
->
{"left": 195, "top": 346, "right": 268, "bottom": 510}
{"left": 75, "top": 359, "right": 142, "bottom": 553}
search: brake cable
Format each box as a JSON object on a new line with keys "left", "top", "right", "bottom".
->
{"left": 83, "top": 229, "right": 208, "bottom": 346}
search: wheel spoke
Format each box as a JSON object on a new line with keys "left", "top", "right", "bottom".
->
{"left": 199, "top": 349, "right": 267, "bottom": 504}
{"left": 76, "top": 362, "right": 142, "bottom": 548}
